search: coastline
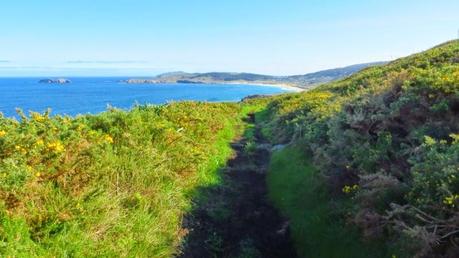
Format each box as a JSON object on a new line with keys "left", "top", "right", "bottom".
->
{"left": 0, "top": 77, "right": 301, "bottom": 118}
{"left": 121, "top": 79, "right": 305, "bottom": 92}
{"left": 233, "top": 82, "right": 304, "bottom": 92}
{"left": 178, "top": 81, "right": 305, "bottom": 92}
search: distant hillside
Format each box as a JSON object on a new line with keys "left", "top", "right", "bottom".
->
{"left": 122, "top": 62, "right": 386, "bottom": 89}
{"left": 281, "top": 62, "right": 386, "bottom": 85}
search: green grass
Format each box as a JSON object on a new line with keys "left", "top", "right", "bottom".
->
{"left": 267, "top": 146, "right": 391, "bottom": 258}
{"left": 0, "top": 102, "right": 254, "bottom": 257}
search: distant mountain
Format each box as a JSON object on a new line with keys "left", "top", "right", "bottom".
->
{"left": 281, "top": 62, "right": 387, "bottom": 86}
{"left": 122, "top": 62, "right": 387, "bottom": 89}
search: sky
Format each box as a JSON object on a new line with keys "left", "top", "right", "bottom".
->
{"left": 0, "top": 0, "right": 458, "bottom": 76}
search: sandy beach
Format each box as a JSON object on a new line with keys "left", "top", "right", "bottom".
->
{"left": 221, "top": 81, "right": 305, "bottom": 92}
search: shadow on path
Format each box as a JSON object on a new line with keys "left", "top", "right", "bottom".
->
{"left": 178, "top": 114, "right": 297, "bottom": 258}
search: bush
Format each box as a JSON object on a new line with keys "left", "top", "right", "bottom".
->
{"left": 0, "top": 102, "right": 244, "bottom": 257}
{"left": 261, "top": 40, "right": 459, "bottom": 257}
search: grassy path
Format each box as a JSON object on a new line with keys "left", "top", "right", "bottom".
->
{"left": 267, "top": 146, "right": 392, "bottom": 258}
{"left": 178, "top": 114, "right": 297, "bottom": 257}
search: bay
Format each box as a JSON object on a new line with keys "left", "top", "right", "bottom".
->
{"left": 0, "top": 77, "right": 290, "bottom": 118}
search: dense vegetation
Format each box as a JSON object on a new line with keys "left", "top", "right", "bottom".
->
{"left": 260, "top": 40, "right": 459, "bottom": 257}
{"left": 1, "top": 40, "right": 458, "bottom": 257}
{"left": 0, "top": 102, "right": 254, "bottom": 257}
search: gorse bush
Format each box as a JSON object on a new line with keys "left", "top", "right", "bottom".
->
{"left": 261, "top": 40, "right": 459, "bottom": 257}
{"left": 0, "top": 102, "right": 244, "bottom": 257}
{"left": 409, "top": 135, "right": 459, "bottom": 210}
{"left": 261, "top": 91, "right": 338, "bottom": 144}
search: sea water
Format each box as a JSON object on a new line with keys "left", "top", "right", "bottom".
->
{"left": 0, "top": 77, "right": 289, "bottom": 118}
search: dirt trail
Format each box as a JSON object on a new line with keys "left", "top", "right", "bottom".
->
{"left": 178, "top": 114, "right": 296, "bottom": 258}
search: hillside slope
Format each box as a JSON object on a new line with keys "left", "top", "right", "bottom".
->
{"left": 257, "top": 40, "right": 459, "bottom": 257}
{"left": 123, "top": 62, "right": 385, "bottom": 89}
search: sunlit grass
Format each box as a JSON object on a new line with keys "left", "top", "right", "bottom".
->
{"left": 0, "top": 102, "right": 258, "bottom": 257}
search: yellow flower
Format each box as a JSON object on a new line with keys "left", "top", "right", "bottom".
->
{"left": 0, "top": 130, "right": 6, "bottom": 137}
{"left": 103, "top": 135, "right": 114, "bottom": 144}
{"left": 47, "top": 141, "right": 65, "bottom": 153}
{"left": 36, "top": 139, "right": 44, "bottom": 146}
{"left": 342, "top": 184, "right": 359, "bottom": 194}
{"left": 342, "top": 185, "right": 352, "bottom": 194}
{"left": 35, "top": 172, "right": 41, "bottom": 177}
{"left": 450, "top": 133, "right": 459, "bottom": 144}
{"left": 423, "top": 136, "right": 436, "bottom": 146}
{"left": 15, "top": 145, "right": 27, "bottom": 154}
{"left": 31, "top": 113, "right": 46, "bottom": 122}
{"left": 443, "top": 194, "right": 459, "bottom": 207}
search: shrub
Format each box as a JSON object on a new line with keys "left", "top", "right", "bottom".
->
{"left": 261, "top": 40, "right": 459, "bottom": 257}
{"left": 0, "top": 102, "right": 244, "bottom": 257}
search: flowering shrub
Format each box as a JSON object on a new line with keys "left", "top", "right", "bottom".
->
{"left": 408, "top": 134, "right": 459, "bottom": 212}
{"left": 342, "top": 184, "right": 359, "bottom": 194}
{"left": 260, "top": 40, "right": 459, "bottom": 257}
{"left": 0, "top": 102, "right": 243, "bottom": 257}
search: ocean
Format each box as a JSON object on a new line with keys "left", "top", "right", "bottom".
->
{"left": 0, "top": 77, "right": 290, "bottom": 118}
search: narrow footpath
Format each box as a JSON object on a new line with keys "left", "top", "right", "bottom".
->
{"left": 179, "top": 114, "right": 297, "bottom": 258}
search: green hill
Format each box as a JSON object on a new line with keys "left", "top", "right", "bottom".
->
{"left": 122, "top": 62, "right": 385, "bottom": 89}
{"left": 256, "top": 40, "right": 459, "bottom": 257}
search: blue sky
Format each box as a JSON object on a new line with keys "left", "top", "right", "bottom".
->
{"left": 0, "top": 0, "right": 458, "bottom": 76}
